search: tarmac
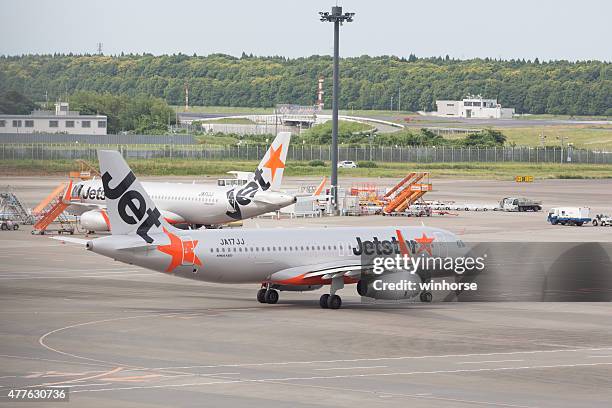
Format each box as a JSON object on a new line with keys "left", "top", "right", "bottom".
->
{"left": 1, "top": 176, "right": 611, "bottom": 407}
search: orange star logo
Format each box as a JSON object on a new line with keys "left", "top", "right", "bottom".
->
{"left": 263, "top": 144, "right": 285, "bottom": 182}
{"left": 157, "top": 228, "right": 202, "bottom": 273}
{"left": 415, "top": 233, "right": 435, "bottom": 256}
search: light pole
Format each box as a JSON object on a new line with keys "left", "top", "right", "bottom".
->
{"left": 320, "top": 5, "right": 354, "bottom": 215}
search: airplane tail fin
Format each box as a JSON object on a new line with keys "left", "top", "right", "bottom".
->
{"left": 256, "top": 131, "right": 291, "bottom": 191}
{"left": 313, "top": 176, "right": 327, "bottom": 196}
{"left": 97, "top": 150, "right": 174, "bottom": 243}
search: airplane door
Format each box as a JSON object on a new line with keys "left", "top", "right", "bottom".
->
{"left": 182, "top": 235, "right": 199, "bottom": 274}
{"left": 434, "top": 232, "right": 447, "bottom": 258}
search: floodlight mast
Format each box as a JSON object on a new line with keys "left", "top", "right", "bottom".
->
{"left": 319, "top": 6, "right": 354, "bottom": 215}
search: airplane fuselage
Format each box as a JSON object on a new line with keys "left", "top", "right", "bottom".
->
{"left": 88, "top": 226, "right": 463, "bottom": 284}
{"left": 71, "top": 179, "right": 295, "bottom": 227}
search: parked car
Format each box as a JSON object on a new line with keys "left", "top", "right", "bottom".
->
{"left": 337, "top": 160, "right": 357, "bottom": 168}
{"left": 0, "top": 220, "right": 19, "bottom": 231}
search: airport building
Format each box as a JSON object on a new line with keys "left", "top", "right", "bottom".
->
{"left": 0, "top": 102, "right": 108, "bottom": 135}
{"left": 434, "top": 96, "right": 515, "bottom": 119}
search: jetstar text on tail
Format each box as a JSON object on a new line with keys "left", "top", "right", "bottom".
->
{"left": 226, "top": 168, "right": 271, "bottom": 220}
{"left": 101, "top": 171, "right": 161, "bottom": 243}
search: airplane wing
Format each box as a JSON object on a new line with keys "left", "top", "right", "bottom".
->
{"left": 49, "top": 236, "right": 88, "bottom": 246}
{"left": 50, "top": 235, "right": 153, "bottom": 251}
{"left": 66, "top": 202, "right": 105, "bottom": 213}
{"left": 269, "top": 260, "right": 373, "bottom": 285}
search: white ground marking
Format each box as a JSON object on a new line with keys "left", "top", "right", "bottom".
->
{"left": 314, "top": 365, "right": 388, "bottom": 371}
{"left": 37, "top": 308, "right": 270, "bottom": 369}
{"left": 70, "top": 361, "right": 612, "bottom": 394}
{"left": 0, "top": 354, "right": 110, "bottom": 367}
{"left": 251, "top": 380, "right": 536, "bottom": 408}
{"left": 49, "top": 382, "right": 113, "bottom": 388}
{"left": 456, "top": 359, "right": 525, "bottom": 364}
{"left": 152, "top": 346, "right": 612, "bottom": 370}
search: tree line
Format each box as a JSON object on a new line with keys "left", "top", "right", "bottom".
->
{"left": 0, "top": 54, "right": 609, "bottom": 116}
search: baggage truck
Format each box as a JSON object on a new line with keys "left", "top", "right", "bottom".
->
{"left": 499, "top": 197, "right": 542, "bottom": 212}
{"left": 547, "top": 207, "right": 591, "bottom": 226}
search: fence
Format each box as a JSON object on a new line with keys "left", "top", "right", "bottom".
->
{"left": 1, "top": 144, "right": 611, "bottom": 164}
{"left": 0, "top": 133, "right": 196, "bottom": 145}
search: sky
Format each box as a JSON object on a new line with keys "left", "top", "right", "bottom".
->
{"left": 1, "top": 0, "right": 610, "bottom": 61}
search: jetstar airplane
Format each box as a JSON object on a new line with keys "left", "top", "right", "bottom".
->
{"left": 66, "top": 132, "right": 296, "bottom": 231}
{"left": 58, "top": 150, "right": 467, "bottom": 309}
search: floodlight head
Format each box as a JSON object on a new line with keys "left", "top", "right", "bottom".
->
{"left": 319, "top": 6, "right": 354, "bottom": 23}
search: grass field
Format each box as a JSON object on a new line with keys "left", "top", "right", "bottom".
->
{"left": 515, "top": 114, "right": 610, "bottom": 121}
{"left": 206, "top": 117, "right": 256, "bottom": 124}
{"left": 2, "top": 159, "right": 610, "bottom": 180}
{"left": 501, "top": 125, "right": 612, "bottom": 150}
{"left": 174, "top": 106, "right": 612, "bottom": 149}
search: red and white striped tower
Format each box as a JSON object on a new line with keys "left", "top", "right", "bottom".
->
{"left": 185, "top": 82, "right": 189, "bottom": 111}
{"left": 316, "top": 77, "right": 324, "bottom": 110}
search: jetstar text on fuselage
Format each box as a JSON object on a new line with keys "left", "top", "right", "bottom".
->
{"left": 353, "top": 236, "right": 419, "bottom": 256}
{"left": 72, "top": 184, "right": 105, "bottom": 201}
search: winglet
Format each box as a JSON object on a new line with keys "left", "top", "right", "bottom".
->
{"left": 313, "top": 176, "right": 327, "bottom": 196}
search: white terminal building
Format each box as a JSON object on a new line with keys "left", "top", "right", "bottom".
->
{"left": 0, "top": 102, "right": 107, "bottom": 135}
{"left": 434, "top": 96, "right": 515, "bottom": 119}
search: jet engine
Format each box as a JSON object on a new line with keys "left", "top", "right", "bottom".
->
{"left": 80, "top": 209, "right": 110, "bottom": 232}
{"left": 80, "top": 208, "right": 184, "bottom": 232}
{"left": 356, "top": 271, "right": 422, "bottom": 300}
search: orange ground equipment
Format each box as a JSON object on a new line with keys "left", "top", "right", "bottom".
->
{"left": 33, "top": 181, "right": 73, "bottom": 233}
{"left": 350, "top": 183, "right": 385, "bottom": 208}
{"left": 383, "top": 173, "right": 432, "bottom": 214}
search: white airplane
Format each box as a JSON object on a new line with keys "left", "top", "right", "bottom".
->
{"left": 59, "top": 150, "right": 467, "bottom": 309}
{"left": 67, "top": 132, "right": 296, "bottom": 231}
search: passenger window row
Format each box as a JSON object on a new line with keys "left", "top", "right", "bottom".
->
{"left": 211, "top": 244, "right": 354, "bottom": 254}
{"left": 150, "top": 194, "right": 217, "bottom": 203}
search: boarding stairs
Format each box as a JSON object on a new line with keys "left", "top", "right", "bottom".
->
{"left": 32, "top": 182, "right": 73, "bottom": 234}
{"left": 383, "top": 172, "right": 432, "bottom": 214}
{"left": 0, "top": 189, "right": 35, "bottom": 224}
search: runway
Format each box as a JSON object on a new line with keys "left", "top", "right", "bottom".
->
{"left": 1, "top": 229, "right": 612, "bottom": 407}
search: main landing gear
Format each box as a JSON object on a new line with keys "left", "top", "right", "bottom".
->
{"left": 319, "top": 276, "right": 344, "bottom": 310}
{"left": 257, "top": 277, "right": 345, "bottom": 309}
{"left": 319, "top": 294, "right": 341, "bottom": 309}
{"left": 257, "top": 285, "right": 278, "bottom": 304}
{"left": 420, "top": 291, "right": 433, "bottom": 303}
